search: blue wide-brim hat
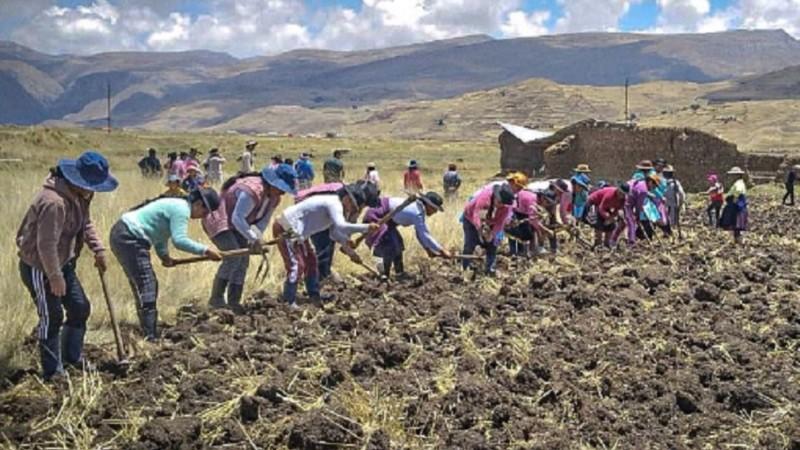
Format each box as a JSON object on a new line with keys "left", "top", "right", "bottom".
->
{"left": 261, "top": 163, "right": 297, "bottom": 195}
{"left": 58, "top": 151, "right": 118, "bottom": 192}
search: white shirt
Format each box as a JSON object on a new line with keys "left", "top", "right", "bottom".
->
{"left": 364, "top": 170, "right": 380, "bottom": 186}
{"left": 240, "top": 151, "right": 253, "bottom": 173}
{"left": 206, "top": 155, "right": 225, "bottom": 180}
{"left": 388, "top": 198, "right": 442, "bottom": 252}
{"left": 279, "top": 194, "right": 368, "bottom": 243}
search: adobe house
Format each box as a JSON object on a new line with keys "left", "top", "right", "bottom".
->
{"left": 499, "top": 119, "right": 794, "bottom": 191}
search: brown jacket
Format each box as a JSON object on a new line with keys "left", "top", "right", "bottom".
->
{"left": 16, "top": 176, "right": 105, "bottom": 281}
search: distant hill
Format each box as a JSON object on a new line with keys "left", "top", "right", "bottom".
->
{"left": 2, "top": 29, "right": 800, "bottom": 128}
{"left": 704, "top": 64, "right": 800, "bottom": 102}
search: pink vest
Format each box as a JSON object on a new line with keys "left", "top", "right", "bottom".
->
{"left": 203, "top": 176, "right": 270, "bottom": 238}
{"left": 295, "top": 182, "right": 344, "bottom": 203}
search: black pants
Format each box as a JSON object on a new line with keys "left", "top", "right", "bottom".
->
{"left": 783, "top": 184, "right": 795, "bottom": 205}
{"left": 636, "top": 220, "right": 656, "bottom": 240}
{"left": 19, "top": 259, "right": 91, "bottom": 378}
{"left": 382, "top": 255, "right": 404, "bottom": 276}
{"left": 707, "top": 201, "right": 722, "bottom": 227}
{"left": 311, "top": 231, "right": 335, "bottom": 280}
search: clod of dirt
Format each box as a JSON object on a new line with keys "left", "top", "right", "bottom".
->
{"left": 567, "top": 287, "right": 597, "bottom": 309}
{"left": 214, "top": 309, "right": 236, "bottom": 325}
{"left": 288, "top": 409, "right": 362, "bottom": 449}
{"left": 138, "top": 417, "right": 202, "bottom": 450}
{"left": 694, "top": 284, "right": 721, "bottom": 303}
{"left": 371, "top": 341, "right": 411, "bottom": 368}
{"left": 675, "top": 391, "right": 701, "bottom": 414}
{"left": 727, "top": 387, "right": 772, "bottom": 413}
{"left": 640, "top": 268, "right": 668, "bottom": 291}
{"left": 239, "top": 395, "right": 260, "bottom": 423}
{"left": 256, "top": 384, "right": 286, "bottom": 405}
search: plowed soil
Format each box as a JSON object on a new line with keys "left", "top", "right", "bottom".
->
{"left": 2, "top": 194, "right": 799, "bottom": 449}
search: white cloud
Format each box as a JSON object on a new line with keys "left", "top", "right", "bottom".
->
{"left": 555, "top": 0, "right": 634, "bottom": 33}
{"left": 4, "top": 0, "right": 800, "bottom": 57}
{"left": 655, "top": 0, "right": 710, "bottom": 31}
{"left": 736, "top": 0, "right": 800, "bottom": 37}
{"left": 501, "top": 10, "right": 551, "bottom": 37}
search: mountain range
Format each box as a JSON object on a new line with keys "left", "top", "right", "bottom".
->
{"left": 2, "top": 29, "right": 800, "bottom": 130}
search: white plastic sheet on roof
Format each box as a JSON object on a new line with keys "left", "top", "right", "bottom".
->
{"left": 498, "top": 122, "right": 553, "bottom": 144}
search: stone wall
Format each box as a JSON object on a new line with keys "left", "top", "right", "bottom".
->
{"left": 498, "top": 131, "right": 545, "bottom": 176}
{"left": 500, "top": 119, "right": 786, "bottom": 192}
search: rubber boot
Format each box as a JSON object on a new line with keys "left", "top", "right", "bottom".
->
{"left": 61, "top": 325, "right": 86, "bottom": 369}
{"left": 139, "top": 306, "right": 158, "bottom": 342}
{"left": 209, "top": 277, "right": 228, "bottom": 309}
{"left": 283, "top": 281, "right": 299, "bottom": 309}
{"left": 227, "top": 284, "right": 245, "bottom": 314}
{"left": 306, "top": 275, "right": 334, "bottom": 305}
{"left": 40, "top": 334, "right": 64, "bottom": 381}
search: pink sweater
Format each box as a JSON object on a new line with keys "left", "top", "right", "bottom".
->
{"left": 464, "top": 185, "right": 512, "bottom": 236}
{"left": 514, "top": 190, "right": 545, "bottom": 232}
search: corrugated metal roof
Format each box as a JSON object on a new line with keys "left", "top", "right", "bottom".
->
{"left": 498, "top": 121, "right": 553, "bottom": 143}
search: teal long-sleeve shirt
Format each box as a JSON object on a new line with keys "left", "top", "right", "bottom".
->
{"left": 121, "top": 198, "right": 208, "bottom": 258}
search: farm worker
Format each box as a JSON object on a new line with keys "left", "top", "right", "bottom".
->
{"left": 269, "top": 155, "right": 283, "bottom": 169}
{"left": 238, "top": 140, "right": 257, "bottom": 174}
{"left": 204, "top": 148, "right": 226, "bottom": 185}
{"left": 527, "top": 178, "right": 571, "bottom": 253}
{"left": 705, "top": 174, "right": 724, "bottom": 227}
{"left": 110, "top": 189, "right": 223, "bottom": 341}
{"left": 294, "top": 153, "right": 315, "bottom": 190}
{"left": 652, "top": 158, "right": 671, "bottom": 236}
{"left": 138, "top": 148, "right": 162, "bottom": 178}
{"left": 163, "top": 174, "right": 187, "bottom": 198}
{"left": 720, "top": 166, "right": 749, "bottom": 244}
{"left": 165, "top": 152, "right": 179, "bottom": 176}
{"left": 363, "top": 162, "right": 381, "bottom": 188}
{"left": 203, "top": 164, "right": 298, "bottom": 312}
{"left": 188, "top": 148, "right": 202, "bottom": 165}
{"left": 273, "top": 181, "right": 381, "bottom": 308}
{"left": 584, "top": 183, "right": 628, "bottom": 248}
{"left": 614, "top": 173, "right": 661, "bottom": 246}
{"left": 505, "top": 189, "right": 555, "bottom": 257}
{"left": 16, "top": 151, "right": 118, "bottom": 380}
{"left": 403, "top": 160, "right": 424, "bottom": 193}
{"left": 571, "top": 173, "right": 591, "bottom": 219}
{"left": 632, "top": 160, "right": 654, "bottom": 181}
{"left": 181, "top": 161, "right": 205, "bottom": 192}
{"left": 364, "top": 192, "right": 450, "bottom": 279}
{"left": 783, "top": 165, "right": 797, "bottom": 206}
{"left": 574, "top": 163, "right": 592, "bottom": 179}
{"left": 442, "top": 163, "right": 462, "bottom": 200}
{"left": 295, "top": 182, "right": 346, "bottom": 283}
{"left": 663, "top": 165, "right": 686, "bottom": 234}
{"left": 324, "top": 149, "right": 347, "bottom": 182}
{"left": 462, "top": 182, "right": 516, "bottom": 275}
{"left": 172, "top": 152, "right": 189, "bottom": 179}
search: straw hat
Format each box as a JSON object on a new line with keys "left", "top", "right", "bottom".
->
{"left": 574, "top": 163, "right": 592, "bottom": 173}
{"left": 505, "top": 171, "right": 529, "bottom": 189}
{"left": 727, "top": 166, "right": 746, "bottom": 175}
{"left": 663, "top": 165, "right": 675, "bottom": 173}
{"left": 636, "top": 160, "right": 654, "bottom": 170}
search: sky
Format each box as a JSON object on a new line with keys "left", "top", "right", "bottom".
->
{"left": 0, "top": 0, "right": 797, "bottom": 57}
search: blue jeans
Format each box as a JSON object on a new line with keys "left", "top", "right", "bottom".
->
{"left": 311, "top": 231, "right": 335, "bottom": 280}
{"left": 462, "top": 221, "right": 497, "bottom": 273}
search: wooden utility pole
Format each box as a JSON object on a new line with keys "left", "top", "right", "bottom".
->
{"left": 624, "top": 77, "right": 629, "bottom": 124}
{"left": 107, "top": 82, "right": 111, "bottom": 134}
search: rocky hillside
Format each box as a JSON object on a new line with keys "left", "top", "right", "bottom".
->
{"left": 704, "top": 64, "right": 800, "bottom": 102}
{"left": 2, "top": 30, "right": 800, "bottom": 128}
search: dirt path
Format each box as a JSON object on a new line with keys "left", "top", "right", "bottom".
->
{"left": 2, "top": 195, "right": 799, "bottom": 449}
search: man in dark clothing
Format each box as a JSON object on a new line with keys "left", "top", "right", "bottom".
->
{"left": 138, "top": 148, "right": 162, "bottom": 178}
{"left": 323, "top": 149, "right": 347, "bottom": 183}
{"left": 783, "top": 166, "right": 797, "bottom": 206}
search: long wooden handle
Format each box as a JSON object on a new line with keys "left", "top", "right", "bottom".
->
{"left": 353, "top": 195, "right": 418, "bottom": 248}
{"left": 171, "top": 238, "right": 283, "bottom": 266}
{"left": 98, "top": 270, "right": 126, "bottom": 362}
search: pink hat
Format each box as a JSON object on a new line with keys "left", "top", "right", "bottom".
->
{"left": 707, "top": 174, "right": 718, "bottom": 183}
{"left": 186, "top": 161, "right": 203, "bottom": 174}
